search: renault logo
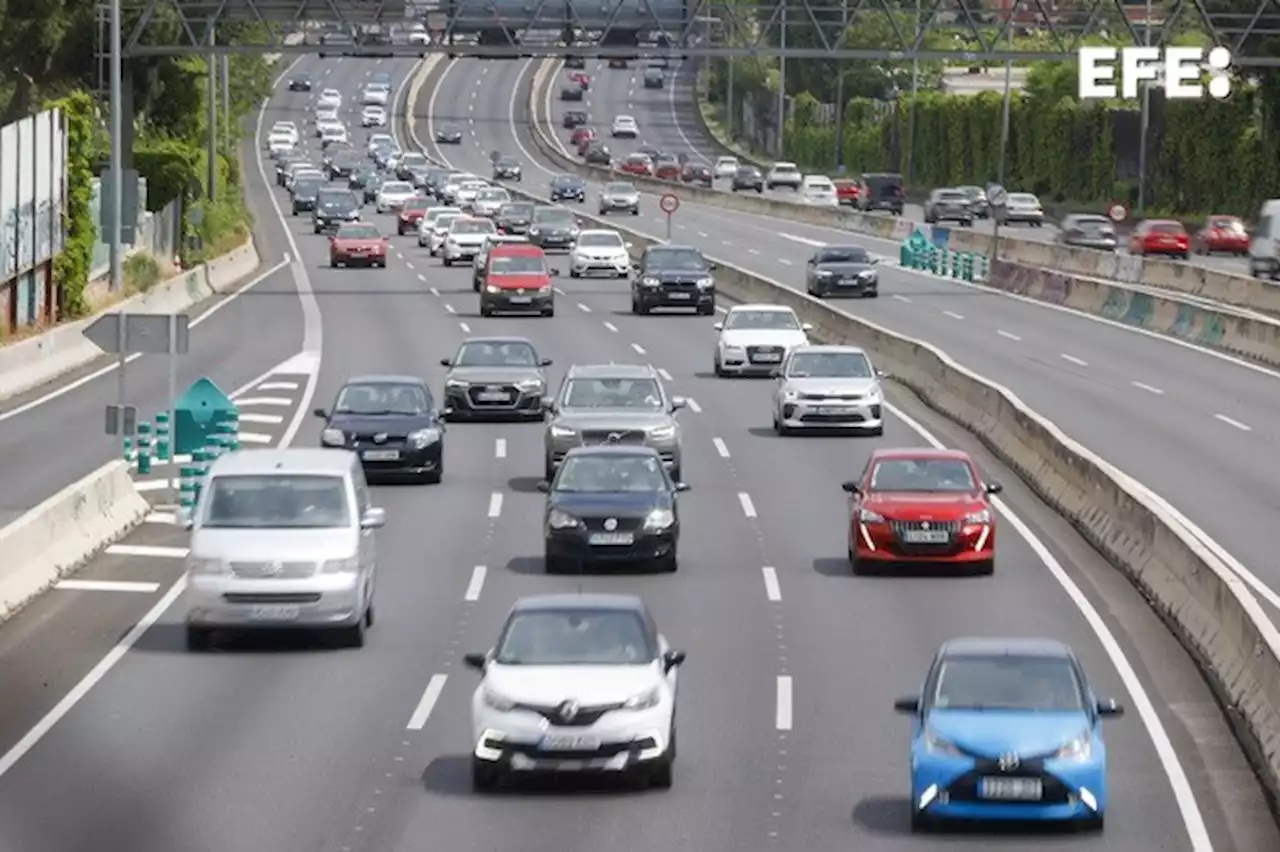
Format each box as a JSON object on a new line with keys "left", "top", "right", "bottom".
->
{"left": 603, "top": 518, "right": 618, "bottom": 531}
{"left": 998, "top": 753, "right": 1020, "bottom": 771}
{"left": 558, "top": 700, "right": 579, "bottom": 721}
{"left": 373, "top": 433, "right": 388, "bottom": 444}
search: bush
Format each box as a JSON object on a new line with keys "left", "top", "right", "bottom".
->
{"left": 46, "top": 90, "right": 96, "bottom": 319}
{"left": 134, "top": 139, "right": 200, "bottom": 211}
{"left": 123, "top": 253, "right": 161, "bottom": 292}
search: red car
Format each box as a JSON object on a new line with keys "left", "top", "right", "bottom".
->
{"left": 570, "top": 127, "right": 595, "bottom": 149}
{"left": 619, "top": 153, "right": 653, "bottom": 177}
{"left": 840, "top": 448, "right": 999, "bottom": 575}
{"left": 397, "top": 196, "right": 431, "bottom": 235}
{"left": 479, "top": 243, "right": 557, "bottom": 317}
{"left": 1193, "top": 215, "right": 1249, "bottom": 256}
{"left": 833, "top": 178, "right": 860, "bottom": 206}
{"left": 682, "top": 163, "right": 713, "bottom": 186}
{"left": 330, "top": 222, "right": 389, "bottom": 268}
{"left": 568, "top": 71, "right": 590, "bottom": 90}
{"left": 1129, "top": 219, "right": 1190, "bottom": 260}
{"left": 654, "top": 158, "right": 680, "bottom": 180}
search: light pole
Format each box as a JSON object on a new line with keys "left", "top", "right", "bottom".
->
{"left": 107, "top": 0, "right": 123, "bottom": 293}
{"left": 776, "top": 1, "right": 786, "bottom": 156}
{"left": 1136, "top": 0, "right": 1152, "bottom": 216}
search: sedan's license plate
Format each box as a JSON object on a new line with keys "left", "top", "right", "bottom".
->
{"left": 666, "top": 291, "right": 691, "bottom": 299}
{"left": 477, "top": 391, "right": 511, "bottom": 402}
{"left": 506, "top": 296, "right": 532, "bottom": 304}
{"left": 362, "top": 449, "right": 400, "bottom": 461}
{"left": 540, "top": 733, "right": 601, "bottom": 751}
{"left": 903, "top": 530, "right": 950, "bottom": 544}
{"left": 979, "top": 777, "right": 1043, "bottom": 800}
{"left": 249, "top": 605, "right": 299, "bottom": 621}
{"left": 589, "top": 532, "right": 634, "bottom": 546}
{"left": 816, "top": 406, "right": 850, "bottom": 415}
{"left": 752, "top": 353, "right": 781, "bottom": 362}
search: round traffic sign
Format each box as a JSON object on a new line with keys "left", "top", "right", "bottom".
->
{"left": 659, "top": 194, "right": 680, "bottom": 215}
{"left": 1107, "top": 202, "right": 1128, "bottom": 223}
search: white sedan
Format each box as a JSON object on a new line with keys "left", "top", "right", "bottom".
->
{"left": 611, "top": 115, "right": 639, "bottom": 138}
{"left": 470, "top": 187, "right": 511, "bottom": 218}
{"left": 269, "top": 121, "right": 298, "bottom": 144}
{"left": 712, "top": 303, "right": 812, "bottom": 377}
{"left": 801, "top": 175, "right": 839, "bottom": 207}
{"left": 569, "top": 229, "right": 632, "bottom": 278}
{"left": 362, "top": 86, "right": 389, "bottom": 106}
{"left": 367, "top": 133, "right": 395, "bottom": 154}
{"left": 442, "top": 217, "right": 498, "bottom": 266}
{"left": 713, "top": 156, "right": 739, "bottom": 179}
{"left": 317, "top": 88, "right": 342, "bottom": 109}
{"left": 375, "top": 180, "right": 417, "bottom": 213}
{"left": 423, "top": 210, "right": 463, "bottom": 253}
{"left": 266, "top": 132, "right": 295, "bottom": 154}
{"left": 455, "top": 179, "right": 489, "bottom": 207}
{"left": 361, "top": 106, "right": 387, "bottom": 128}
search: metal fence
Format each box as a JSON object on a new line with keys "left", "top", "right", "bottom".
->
{"left": 0, "top": 107, "right": 67, "bottom": 331}
{"left": 87, "top": 175, "right": 181, "bottom": 280}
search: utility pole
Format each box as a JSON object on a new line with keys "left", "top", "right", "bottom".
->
{"left": 996, "top": 4, "right": 1014, "bottom": 187}
{"left": 222, "top": 55, "right": 231, "bottom": 155}
{"left": 907, "top": 0, "right": 921, "bottom": 182}
{"left": 833, "top": 3, "right": 850, "bottom": 169}
{"left": 727, "top": 57, "right": 735, "bottom": 139}
{"left": 775, "top": 2, "right": 786, "bottom": 157}
{"left": 207, "top": 24, "right": 218, "bottom": 202}
{"left": 1136, "top": 0, "right": 1152, "bottom": 216}
{"left": 108, "top": 0, "right": 123, "bottom": 293}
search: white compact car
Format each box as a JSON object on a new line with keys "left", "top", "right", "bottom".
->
{"left": 470, "top": 187, "right": 511, "bottom": 218}
{"left": 442, "top": 217, "right": 498, "bottom": 266}
{"left": 713, "top": 303, "right": 812, "bottom": 377}
{"left": 320, "top": 124, "right": 349, "bottom": 145}
{"left": 772, "top": 344, "right": 885, "bottom": 435}
{"left": 611, "top": 115, "right": 639, "bottom": 138}
{"left": 367, "top": 133, "right": 395, "bottom": 155}
{"left": 266, "top": 132, "right": 295, "bottom": 154}
{"left": 713, "top": 156, "right": 739, "bottom": 179}
{"left": 408, "top": 24, "right": 430, "bottom": 46}
{"left": 765, "top": 162, "right": 803, "bottom": 190}
{"left": 569, "top": 229, "right": 632, "bottom": 278}
{"left": 800, "top": 175, "right": 838, "bottom": 207}
{"left": 361, "top": 106, "right": 387, "bottom": 128}
{"left": 317, "top": 88, "right": 342, "bottom": 109}
{"left": 375, "top": 180, "right": 417, "bottom": 213}
{"left": 455, "top": 179, "right": 489, "bottom": 207}
{"left": 269, "top": 122, "right": 298, "bottom": 144}
{"left": 362, "top": 86, "right": 389, "bottom": 106}
{"left": 440, "top": 173, "right": 480, "bottom": 205}
{"left": 424, "top": 210, "right": 463, "bottom": 253}
{"left": 464, "top": 593, "right": 684, "bottom": 791}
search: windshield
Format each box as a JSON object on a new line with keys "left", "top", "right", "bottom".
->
{"left": 493, "top": 609, "right": 656, "bottom": 665}
{"left": 455, "top": 340, "right": 538, "bottom": 366}
{"left": 933, "top": 656, "right": 1084, "bottom": 712}
{"left": 552, "top": 177, "right": 583, "bottom": 188}
{"left": 1211, "top": 217, "right": 1243, "bottom": 231}
{"left": 563, "top": 377, "right": 663, "bottom": 410}
{"left": 294, "top": 180, "right": 322, "bottom": 195}
{"left": 497, "top": 158, "right": 519, "bottom": 168}
{"left": 403, "top": 197, "right": 429, "bottom": 211}
{"left": 645, "top": 249, "right": 706, "bottom": 271}
{"left": 318, "top": 192, "right": 356, "bottom": 208}
{"left": 725, "top": 310, "right": 799, "bottom": 330}
{"left": 334, "top": 382, "right": 430, "bottom": 415}
{"left": 626, "top": 155, "right": 649, "bottom": 165}
{"left": 787, "top": 351, "right": 872, "bottom": 378}
{"left": 1070, "top": 217, "right": 1111, "bottom": 234}
{"left": 381, "top": 182, "right": 412, "bottom": 194}
{"left": 870, "top": 458, "right": 976, "bottom": 492}
{"left": 1151, "top": 222, "right": 1184, "bottom": 234}
{"left": 578, "top": 233, "right": 622, "bottom": 248}
{"left": 451, "top": 219, "right": 496, "bottom": 235}
{"left": 432, "top": 212, "right": 461, "bottom": 229}
{"left": 815, "top": 247, "right": 870, "bottom": 264}
{"left": 478, "top": 189, "right": 509, "bottom": 201}
{"left": 500, "top": 203, "right": 534, "bottom": 218}
{"left": 202, "top": 474, "right": 350, "bottom": 529}
{"left": 489, "top": 255, "right": 546, "bottom": 275}
{"left": 556, "top": 454, "right": 668, "bottom": 492}
{"left": 806, "top": 179, "right": 833, "bottom": 190}
{"left": 1008, "top": 193, "right": 1039, "bottom": 205}
{"left": 606, "top": 183, "right": 635, "bottom": 194}
{"left": 336, "top": 224, "right": 379, "bottom": 239}
{"left": 936, "top": 191, "right": 965, "bottom": 202}
{"left": 534, "top": 210, "right": 575, "bottom": 226}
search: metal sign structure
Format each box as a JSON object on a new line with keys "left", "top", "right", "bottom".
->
{"left": 105, "top": 0, "right": 1280, "bottom": 64}
{"left": 84, "top": 312, "right": 191, "bottom": 436}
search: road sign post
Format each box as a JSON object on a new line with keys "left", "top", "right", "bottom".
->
{"left": 1107, "top": 202, "right": 1129, "bottom": 224}
{"left": 660, "top": 194, "right": 680, "bottom": 241}
{"left": 84, "top": 312, "right": 191, "bottom": 437}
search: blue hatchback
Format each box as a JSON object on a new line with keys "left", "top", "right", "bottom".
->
{"left": 894, "top": 637, "right": 1124, "bottom": 831}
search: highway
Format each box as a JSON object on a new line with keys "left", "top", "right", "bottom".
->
{"left": 588, "top": 56, "right": 1252, "bottom": 278}
{"left": 0, "top": 53, "right": 1273, "bottom": 851}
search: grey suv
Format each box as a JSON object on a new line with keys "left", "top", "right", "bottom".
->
{"left": 543, "top": 364, "right": 686, "bottom": 481}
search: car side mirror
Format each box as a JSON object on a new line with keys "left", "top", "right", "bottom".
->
{"left": 871, "top": 258, "right": 880, "bottom": 265}
{"left": 894, "top": 696, "right": 920, "bottom": 715}
{"left": 1097, "top": 697, "right": 1124, "bottom": 717}
{"left": 801, "top": 322, "right": 813, "bottom": 331}
{"left": 463, "top": 652, "right": 488, "bottom": 672}
{"left": 360, "top": 507, "right": 387, "bottom": 529}
{"left": 985, "top": 481, "right": 1003, "bottom": 495}
{"left": 875, "top": 369, "right": 887, "bottom": 379}
{"left": 841, "top": 481, "right": 860, "bottom": 494}
{"left": 439, "top": 358, "right": 452, "bottom": 366}
{"left": 662, "top": 649, "right": 686, "bottom": 672}
{"left": 712, "top": 322, "right": 723, "bottom": 330}
{"left": 670, "top": 396, "right": 687, "bottom": 410}
{"left": 625, "top": 241, "right": 633, "bottom": 249}
{"left": 539, "top": 357, "right": 553, "bottom": 366}
{"left": 313, "top": 407, "right": 328, "bottom": 418}
{"left": 674, "top": 481, "right": 690, "bottom": 492}
{"left": 549, "top": 268, "right": 561, "bottom": 276}
{"left": 535, "top": 480, "right": 551, "bottom": 492}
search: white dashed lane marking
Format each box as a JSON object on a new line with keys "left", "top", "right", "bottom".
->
{"left": 713, "top": 437, "right": 730, "bottom": 458}
{"left": 603, "top": 321, "right": 619, "bottom": 333}
{"left": 494, "top": 438, "right": 506, "bottom": 459}
{"left": 942, "top": 310, "right": 964, "bottom": 320}
{"left": 487, "top": 492, "right": 504, "bottom": 518}
{"left": 1131, "top": 381, "right": 1164, "bottom": 395}
{"left": 738, "top": 492, "right": 757, "bottom": 518}
{"left": 1214, "top": 413, "right": 1252, "bottom": 432}
{"left": 996, "top": 329, "right": 1021, "bottom": 341}
{"left": 1060, "top": 353, "right": 1088, "bottom": 367}
{"left": 464, "top": 566, "right": 487, "bottom": 602}
{"left": 761, "top": 567, "right": 781, "bottom": 602}
{"left": 406, "top": 674, "right": 448, "bottom": 730}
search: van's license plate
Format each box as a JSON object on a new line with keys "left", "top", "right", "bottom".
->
{"left": 979, "top": 777, "right": 1043, "bottom": 800}
{"left": 249, "top": 605, "right": 300, "bottom": 621}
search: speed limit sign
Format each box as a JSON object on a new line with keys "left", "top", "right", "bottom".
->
{"left": 659, "top": 194, "right": 680, "bottom": 215}
{"left": 1107, "top": 202, "right": 1128, "bottom": 223}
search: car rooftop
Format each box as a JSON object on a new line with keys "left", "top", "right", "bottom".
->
{"left": 730, "top": 303, "right": 796, "bottom": 312}
{"left": 647, "top": 244, "right": 698, "bottom": 252}
{"left": 940, "top": 637, "right": 1073, "bottom": 658}
{"left": 563, "top": 444, "right": 663, "bottom": 460}
{"left": 566, "top": 363, "right": 657, "bottom": 379}
{"left": 207, "top": 448, "right": 356, "bottom": 476}
{"left": 870, "top": 447, "right": 971, "bottom": 461}
{"left": 790, "top": 343, "right": 867, "bottom": 355}
{"left": 458, "top": 335, "right": 537, "bottom": 347}
{"left": 344, "top": 374, "right": 424, "bottom": 386}
{"left": 489, "top": 243, "right": 545, "bottom": 256}
{"left": 512, "top": 593, "right": 646, "bottom": 613}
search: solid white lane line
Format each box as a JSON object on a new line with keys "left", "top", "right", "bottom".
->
{"left": 494, "top": 438, "right": 507, "bottom": 459}
{"left": 237, "top": 432, "right": 273, "bottom": 445}
{"left": 577, "top": 302, "right": 591, "bottom": 312}
{"left": 1132, "top": 381, "right": 1164, "bottom": 395}
{"left": 238, "top": 412, "right": 284, "bottom": 425}
{"left": 712, "top": 437, "right": 730, "bottom": 458}
{"left": 144, "top": 511, "right": 177, "bottom": 524}
{"left": 657, "top": 367, "right": 673, "bottom": 381}
{"left": 761, "top": 567, "right": 781, "bottom": 602}
{"left": 631, "top": 342, "right": 646, "bottom": 354}
{"left": 685, "top": 398, "right": 702, "bottom": 413}
{"left": 1060, "top": 353, "right": 1088, "bottom": 366}
{"left": 56, "top": 580, "right": 161, "bottom": 593}
{"left": 488, "top": 492, "right": 503, "bottom": 518}
{"left": 105, "top": 544, "right": 188, "bottom": 559}
{"left": 1214, "top": 413, "right": 1252, "bottom": 432}
{"left": 233, "top": 396, "right": 293, "bottom": 407}
{"left": 997, "top": 329, "right": 1021, "bottom": 341}
{"left": 776, "top": 675, "right": 793, "bottom": 730}
{"left": 738, "top": 492, "right": 757, "bottom": 518}
{"left": 942, "top": 310, "right": 964, "bottom": 320}
{"left": 407, "top": 674, "right": 448, "bottom": 730}
{"left": 603, "top": 321, "right": 619, "bottom": 332}
{"left": 256, "top": 381, "right": 299, "bottom": 391}
{"left": 778, "top": 258, "right": 792, "bottom": 265}
{"left": 464, "top": 566, "right": 487, "bottom": 602}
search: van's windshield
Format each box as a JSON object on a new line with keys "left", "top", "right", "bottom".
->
{"left": 201, "top": 474, "right": 351, "bottom": 528}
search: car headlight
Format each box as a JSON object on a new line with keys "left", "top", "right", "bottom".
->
{"left": 482, "top": 686, "right": 516, "bottom": 711}
{"left": 923, "top": 727, "right": 964, "bottom": 756}
{"left": 186, "top": 557, "right": 227, "bottom": 576}
{"left": 621, "top": 686, "right": 662, "bottom": 710}
{"left": 642, "top": 276, "right": 660, "bottom": 287}
{"left": 549, "top": 424, "right": 576, "bottom": 438}
{"left": 964, "top": 508, "right": 991, "bottom": 524}
{"left": 696, "top": 277, "right": 714, "bottom": 289}
{"left": 648, "top": 425, "right": 675, "bottom": 441}
{"left": 1055, "top": 730, "right": 1093, "bottom": 760}
{"left": 321, "top": 428, "right": 346, "bottom": 446}
{"left": 321, "top": 555, "right": 359, "bottom": 574}
{"left": 858, "top": 508, "right": 885, "bottom": 523}
{"left": 643, "top": 508, "right": 674, "bottom": 530}
{"left": 515, "top": 378, "right": 543, "bottom": 392}
{"left": 530, "top": 227, "right": 541, "bottom": 235}
{"left": 547, "top": 508, "right": 580, "bottom": 529}
{"left": 407, "top": 427, "right": 442, "bottom": 448}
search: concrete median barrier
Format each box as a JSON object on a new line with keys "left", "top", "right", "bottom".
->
{"left": 502, "top": 58, "right": 1280, "bottom": 806}
{"left": 0, "top": 240, "right": 262, "bottom": 403}
{"left": 0, "top": 460, "right": 149, "bottom": 623}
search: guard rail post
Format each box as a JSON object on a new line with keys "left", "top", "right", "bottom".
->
{"left": 975, "top": 253, "right": 989, "bottom": 281}
{"left": 190, "top": 448, "right": 209, "bottom": 508}
{"left": 221, "top": 411, "right": 241, "bottom": 452}
{"left": 960, "top": 252, "right": 974, "bottom": 281}
{"left": 122, "top": 436, "right": 134, "bottom": 464}
{"left": 136, "top": 421, "right": 153, "bottom": 476}
{"left": 153, "top": 411, "right": 171, "bottom": 462}
{"left": 179, "top": 462, "right": 199, "bottom": 520}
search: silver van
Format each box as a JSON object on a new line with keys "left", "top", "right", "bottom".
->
{"left": 183, "top": 449, "right": 386, "bottom": 651}
{"left": 1248, "top": 199, "right": 1280, "bottom": 279}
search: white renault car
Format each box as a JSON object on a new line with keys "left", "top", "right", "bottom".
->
{"left": 712, "top": 303, "right": 812, "bottom": 377}
{"left": 801, "top": 175, "right": 839, "bottom": 207}
{"left": 611, "top": 114, "right": 639, "bottom": 138}
{"left": 464, "top": 593, "right": 684, "bottom": 791}
{"left": 362, "top": 84, "right": 390, "bottom": 106}
{"left": 317, "top": 88, "right": 342, "bottom": 109}
{"left": 569, "top": 229, "right": 632, "bottom": 278}
{"left": 375, "top": 180, "right": 417, "bottom": 213}
{"left": 455, "top": 179, "right": 489, "bottom": 208}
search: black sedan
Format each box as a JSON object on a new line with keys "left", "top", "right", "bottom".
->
{"left": 560, "top": 86, "right": 584, "bottom": 102}
{"left": 492, "top": 156, "right": 523, "bottom": 181}
{"left": 562, "top": 110, "right": 588, "bottom": 129}
{"left": 315, "top": 375, "right": 446, "bottom": 483}
{"left": 496, "top": 201, "right": 535, "bottom": 235}
{"left": 538, "top": 445, "right": 687, "bottom": 573}
{"left": 584, "top": 145, "right": 612, "bottom": 166}
{"left": 288, "top": 74, "right": 312, "bottom": 91}
{"left": 440, "top": 337, "right": 551, "bottom": 421}
{"left": 436, "top": 125, "right": 463, "bottom": 144}
{"left": 805, "top": 245, "right": 879, "bottom": 298}
{"left": 549, "top": 175, "right": 587, "bottom": 202}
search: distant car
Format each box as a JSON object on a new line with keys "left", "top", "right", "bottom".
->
{"left": 562, "top": 110, "right": 588, "bottom": 129}
{"left": 653, "top": 157, "right": 681, "bottom": 181}
{"left": 421, "top": 208, "right": 462, "bottom": 252}
{"left": 288, "top": 74, "right": 312, "bottom": 92}
{"left": 528, "top": 206, "right": 580, "bottom": 252}
{"left": 608, "top": 57, "right": 629, "bottom": 68}
{"left": 397, "top": 196, "right": 432, "bottom": 235}
{"left": 329, "top": 222, "right": 389, "bottom": 268}
{"left": 765, "top": 162, "right": 803, "bottom": 191}
{"left": 315, "top": 375, "right": 444, "bottom": 483}
{"left": 598, "top": 182, "right": 640, "bottom": 216}
{"left": 560, "top": 85, "right": 584, "bottom": 102}
{"left": 681, "top": 163, "right": 713, "bottom": 187}
{"left": 564, "top": 55, "right": 586, "bottom": 69}
{"left": 440, "top": 336, "right": 551, "bottom": 418}
{"left": 611, "top": 115, "right": 639, "bottom": 138}
{"left": 713, "top": 303, "right": 811, "bottom": 377}
{"left": 442, "top": 217, "right": 498, "bottom": 267}
{"left": 895, "top": 637, "right": 1122, "bottom": 831}
{"left": 833, "top": 178, "right": 860, "bottom": 206}
{"left": 361, "top": 106, "right": 386, "bottom": 128}
{"left": 361, "top": 86, "right": 389, "bottom": 106}
{"left": 958, "top": 185, "right": 989, "bottom": 218}
{"left": 712, "top": 156, "right": 739, "bottom": 180}
{"left": 1058, "top": 214, "right": 1118, "bottom": 252}
{"left": 495, "top": 201, "right": 535, "bottom": 235}
{"left": 375, "top": 180, "right": 417, "bottom": 213}
{"left": 1130, "top": 219, "right": 1190, "bottom": 259}
{"left": 479, "top": 243, "right": 558, "bottom": 317}
{"left": 994, "top": 192, "right": 1044, "bottom": 227}
{"left": 492, "top": 156, "right": 522, "bottom": 181}
{"left": 731, "top": 166, "right": 764, "bottom": 193}
{"left": 570, "top": 127, "right": 596, "bottom": 149}
{"left": 631, "top": 245, "right": 716, "bottom": 315}
{"left": 548, "top": 175, "right": 587, "bottom": 203}
{"left": 472, "top": 234, "right": 531, "bottom": 290}
{"left": 584, "top": 145, "right": 612, "bottom": 166}
{"left": 842, "top": 448, "right": 999, "bottom": 573}
{"left": 805, "top": 245, "right": 879, "bottom": 299}
{"left": 800, "top": 175, "right": 839, "bottom": 207}
{"left": 569, "top": 229, "right": 632, "bottom": 278}
{"left": 1194, "top": 215, "right": 1249, "bottom": 256}
{"left": 856, "top": 172, "right": 905, "bottom": 215}
{"left": 773, "top": 344, "right": 885, "bottom": 435}
{"left": 291, "top": 178, "right": 322, "bottom": 214}
{"left": 396, "top": 153, "right": 430, "bottom": 181}
{"left": 924, "top": 188, "right": 974, "bottom": 225}
{"left": 436, "top": 125, "right": 463, "bottom": 144}
{"left": 643, "top": 67, "right": 664, "bottom": 88}
{"left": 471, "top": 187, "right": 511, "bottom": 218}
{"left": 317, "top": 88, "right": 342, "bottom": 109}
{"left": 313, "top": 189, "right": 361, "bottom": 235}
{"left": 620, "top": 153, "right": 653, "bottom": 177}
{"left": 568, "top": 71, "right": 590, "bottom": 89}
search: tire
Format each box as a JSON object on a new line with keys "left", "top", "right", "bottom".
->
{"left": 341, "top": 618, "right": 366, "bottom": 648}
{"left": 864, "top": 290, "right": 879, "bottom": 299}
{"left": 544, "top": 553, "right": 567, "bottom": 575}
{"left": 542, "top": 307, "right": 555, "bottom": 317}
{"left": 480, "top": 303, "right": 494, "bottom": 317}
{"left": 570, "top": 269, "right": 580, "bottom": 278}
{"left": 648, "top": 752, "right": 674, "bottom": 788}
{"left": 186, "top": 626, "right": 213, "bottom": 651}
{"left": 714, "top": 358, "right": 726, "bottom": 377}
{"left": 634, "top": 298, "right": 649, "bottom": 315}
{"left": 656, "top": 552, "right": 678, "bottom": 573}
{"left": 365, "top": 603, "right": 376, "bottom": 627}
{"left": 697, "top": 302, "right": 715, "bottom": 316}
{"left": 473, "top": 279, "right": 481, "bottom": 292}
{"left": 544, "top": 457, "right": 556, "bottom": 482}
{"left": 443, "top": 257, "right": 452, "bottom": 267}
{"left": 631, "top": 209, "right": 639, "bottom": 216}
{"left": 849, "top": 545, "right": 868, "bottom": 576}
{"left": 472, "top": 757, "right": 501, "bottom": 792}
{"left": 972, "top": 559, "right": 994, "bottom": 576}
{"left": 910, "top": 810, "right": 932, "bottom": 832}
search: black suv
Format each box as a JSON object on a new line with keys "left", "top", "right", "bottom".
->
{"left": 857, "top": 172, "right": 905, "bottom": 215}
{"left": 313, "top": 189, "right": 361, "bottom": 234}
{"left": 630, "top": 245, "right": 717, "bottom": 315}
{"left": 291, "top": 178, "right": 322, "bottom": 214}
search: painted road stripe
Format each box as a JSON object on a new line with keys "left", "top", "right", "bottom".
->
{"left": 144, "top": 512, "right": 177, "bottom": 524}
{"left": 488, "top": 492, "right": 503, "bottom": 518}
{"left": 256, "top": 381, "right": 299, "bottom": 391}
{"left": 776, "top": 676, "right": 793, "bottom": 730}
{"left": 464, "top": 566, "right": 487, "bottom": 601}
{"left": 105, "top": 544, "right": 189, "bottom": 559}
{"left": 56, "top": 580, "right": 161, "bottom": 593}
{"left": 133, "top": 479, "right": 180, "bottom": 492}
{"left": 238, "top": 412, "right": 284, "bottom": 425}
{"left": 762, "top": 567, "right": 782, "bottom": 601}
{"left": 407, "top": 674, "right": 448, "bottom": 730}
{"left": 237, "top": 432, "right": 274, "bottom": 444}
{"left": 233, "top": 396, "right": 294, "bottom": 407}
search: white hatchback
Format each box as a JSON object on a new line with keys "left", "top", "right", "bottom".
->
{"left": 569, "top": 229, "right": 631, "bottom": 278}
{"left": 611, "top": 115, "right": 639, "bottom": 138}
{"left": 801, "top": 175, "right": 838, "bottom": 207}
{"left": 317, "top": 88, "right": 342, "bottom": 109}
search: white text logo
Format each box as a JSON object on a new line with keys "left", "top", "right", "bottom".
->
{"left": 1078, "top": 46, "right": 1232, "bottom": 100}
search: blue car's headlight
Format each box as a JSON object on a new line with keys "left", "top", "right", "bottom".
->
{"left": 1055, "top": 730, "right": 1094, "bottom": 760}
{"left": 923, "top": 727, "right": 964, "bottom": 757}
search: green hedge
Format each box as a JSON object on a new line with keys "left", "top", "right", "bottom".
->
{"left": 134, "top": 139, "right": 200, "bottom": 211}
{"left": 47, "top": 91, "right": 96, "bottom": 319}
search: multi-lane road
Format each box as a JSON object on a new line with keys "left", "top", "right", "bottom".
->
{"left": 0, "top": 53, "right": 1275, "bottom": 851}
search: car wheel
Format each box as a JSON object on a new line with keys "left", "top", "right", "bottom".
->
{"left": 849, "top": 546, "right": 869, "bottom": 576}
{"left": 634, "top": 299, "right": 649, "bottom": 315}
{"left": 480, "top": 303, "right": 494, "bottom": 317}
{"left": 340, "top": 617, "right": 365, "bottom": 648}
{"left": 972, "top": 558, "right": 994, "bottom": 576}
{"left": 756, "top": 187, "right": 762, "bottom": 194}
{"left": 473, "top": 280, "right": 481, "bottom": 292}
{"left": 773, "top": 412, "right": 789, "bottom": 436}
{"left": 910, "top": 809, "right": 933, "bottom": 832}
{"left": 714, "top": 357, "right": 726, "bottom": 377}
{"left": 471, "top": 757, "right": 502, "bottom": 792}
{"left": 186, "top": 626, "right": 213, "bottom": 651}
{"left": 365, "top": 603, "right": 375, "bottom": 627}
{"left": 442, "top": 257, "right": 452, "bottom": 267}
{"left": 648, "top": 751, "right": 674, "bottom": 788}
{"left": 570, "top": 269, "right": 580, "bottom": 278}
{"left": 631, "top": 209, "right": 639, "bottom": 216}
{"left": 656, "top": 552, "right": 678, "bottom": 573}
{"left": 544, "top": 553, "right": 568, "bottom": 574}
{"left": 542, "top": 307, "right": 555, "bottom": 317}
{"left": 864, "top": 290, "right": 878, "bottom": 299}
{"left": 697, "top": 302, "right": 715, "bottom": 316}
